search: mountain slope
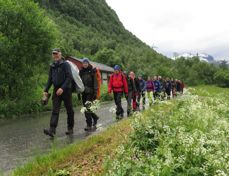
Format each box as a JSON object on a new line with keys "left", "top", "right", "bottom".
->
{"left": 35, "top": 0, "right": 171, "bottom": 76}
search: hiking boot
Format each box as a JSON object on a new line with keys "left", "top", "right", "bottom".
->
{"left": 92, "top": 125, "right": 97, "bottom": 130}
{"left": 65, "top": 128, "right": 73, "bottom": 135}
{"left": 44, "top": 128, "right": 55, "bottom": 138}
{"left": 93, "top": 115, "right": 99, "bottom": 127}
{"left": 84, "top": 126, "right": 93, "bottom": 131}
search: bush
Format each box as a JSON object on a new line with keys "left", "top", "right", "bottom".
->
{"left": 214, "top": 69, "right": 229, "bottom": 87}
{"left": 105, "top": 87, "right": 229, "bottom": 175}
{"left": 0, "top": 0, "right": 58, "bottom": 99}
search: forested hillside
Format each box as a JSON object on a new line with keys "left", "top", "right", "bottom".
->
{"left": 35, "top": 0, "right": 171, "bottom": 74}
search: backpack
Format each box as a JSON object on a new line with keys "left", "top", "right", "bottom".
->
{"left": 66, "top": 60, "right": 85, "bottom": 93}
{"left": 110, "top": 72, "right": 126, "bottom": 89}
{"left": 93, "top": 67, "right": 102, "bottom": 99}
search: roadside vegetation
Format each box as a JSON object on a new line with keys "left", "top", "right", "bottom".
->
{"left": 12, "top": 85, "right": 229, "bottom": 175}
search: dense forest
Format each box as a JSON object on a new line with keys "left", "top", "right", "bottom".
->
{"left": 0, "top": 0, "right": 229, "bottom": 117}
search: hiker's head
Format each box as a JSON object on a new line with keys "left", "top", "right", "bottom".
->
{"left": 114, "top": 65, "right": 120, "bottom": 74}
{"left": 138, "top": 75, "right": 142, "bottom": 80}
{"left": 129, "top": 71, "right": 135, "bottom": 79}
{"left": 147, "top": 76, "right": 151, "bottom": 80}
{"left": 52, "top": 48, "right": 62, "bottom": 61}
{"left": 82, "top": 58, "right": 90, "bottom": 68}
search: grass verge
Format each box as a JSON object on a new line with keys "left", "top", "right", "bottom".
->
{"left": 12, "top": 118, "right": 132, "bottom": 176}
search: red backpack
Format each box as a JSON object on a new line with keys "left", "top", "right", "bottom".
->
{"left": 94, "top": 67, "right": 102, "bottom": 99}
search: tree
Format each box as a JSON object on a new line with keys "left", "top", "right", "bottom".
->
{"left": 0, "top": 0, "right": 57, "bottom": 99}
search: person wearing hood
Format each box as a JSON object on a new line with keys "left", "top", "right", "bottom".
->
{"left": 79, "top": 58, "right": 99, "bottom": 131}
{"left": 43, "top": 48, "right": 74, "bottom": 137}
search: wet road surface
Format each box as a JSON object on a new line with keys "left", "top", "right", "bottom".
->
{"left": 0, "top": 101, "right": 127, "bottom": 175}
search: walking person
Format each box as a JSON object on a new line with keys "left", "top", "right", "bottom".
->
{"left": 159, "top": 76, "right": 166, "bottom": 100}
{"left": 43, "top": 48, "right": 74, "bottom": 137}
{"left": 137, "top": 75, "right": 146, "bottom": 110}
{"left": 165, "top": 78, "right": 172, "bottom": 99}
{"left": 146, "top": 76, "right": 154, "bottom": 106}
{"left": 153, "top": 76, "right": 161, "bottom": 101}
{"left": 171, "top": 78, "right": 177, "bottom": 97}
{"left": 130, "top": 72, "right": 140, "bottom": 112}
{"left": 126, "top": 71, "right": 136, "bottom": 116}
{"left": 180, "top": 80, "right": 185, "bottom": 94}
{"left": 79, "top": 58, "right": 99, "bottom": 131}
{"left": 108, "top": 65, "right": 128, "bottom": 119}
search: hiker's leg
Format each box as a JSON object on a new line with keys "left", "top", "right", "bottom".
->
{"left": 132, "top": 93, "right": 137, "bottom": 111}
{"left": 116, "top": 92, "right": 124, "bottom": 116}
{"left": 127, "top": 91, "right": 132, "bottom": 116}
{"left": 50, "top": 89, "right": 62, "bottom": 130}
{"left": 63, "top": 89, "right": 74, "bottom": 130}
{"left": 82, "top": 93, "right": 93, "bottom": 127}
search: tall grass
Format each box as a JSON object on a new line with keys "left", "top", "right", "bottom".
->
{"left": 104, "top": 86, "right": 229, "bottom": 175}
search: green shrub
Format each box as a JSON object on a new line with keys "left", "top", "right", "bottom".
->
{"left": 105, "top": 87, "right": 229, "bottom": 175}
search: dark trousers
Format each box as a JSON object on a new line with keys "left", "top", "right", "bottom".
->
{"left": 132, "top": 92, "right": 138, "bottom": 110}
{"left": 154, "top": 91, "right": 160, "bottom": 100}
{"left": 114, "top": 92, "right": 124, "bottom": 116}
{"left": 82, "top": 93, "right": 98, "bottom": 127}
{"left": 50, "top": 88, "right": 74, "bottom": 130}
{"left": 127, "top": 91, "right": 133, "bottom": 115}
{"left": 166, "top": 89, "right": 171, "bottom": 98}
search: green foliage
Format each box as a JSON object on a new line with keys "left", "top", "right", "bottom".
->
{"left": 172, "top": 57, "right": 218, "bottom": 85}
{"left": 214, "top": 68, "right": 229, "bottom": 87}
{"left": 0, "top": 0, "right": 57, "bottom": 99}
{"left": 105, "top": 87, "right": 229, "bottom": 175}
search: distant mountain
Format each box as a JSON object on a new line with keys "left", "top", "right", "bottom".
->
{"left": 173, "top": 52, "right": 215, "bottom": 63}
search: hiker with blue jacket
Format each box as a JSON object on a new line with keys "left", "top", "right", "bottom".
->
{"left": 165, "top": 77, "right": 172, "bottom": 99}
{"left": 137, "top": 75, "right": 146, "bottom": 110}
{"left": 153, "top": 76, "right": 161, "bottom": 100}
{"left": 43, "top": 48, "right": 74, "bottom": 137}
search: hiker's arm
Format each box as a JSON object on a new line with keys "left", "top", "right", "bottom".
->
{"left": 61, "top": 63, "right": 72, "bottom": 91}
{"left": 93, "top": 72, "right": 98, "bottom": 97}
{"left": 123, "top": 76, "right": 128, "bottom": 94}
{"left": 44, "top": 67, "right": 52, "bottom": 93}
{"left": 108, "top": 75, "right": 112, "bottom": 93}
{"left": 143, "top": 80, "right": 147, "bottom": 91}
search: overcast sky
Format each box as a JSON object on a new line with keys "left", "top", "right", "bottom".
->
{"left": 106, "top": 0, "right": 229, "bottom": 60}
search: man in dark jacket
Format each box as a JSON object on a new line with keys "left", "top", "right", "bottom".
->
{"left": 43, "top": 48, "right": 74, "bottom": 137}
{"left": 79, "top": 58, "right": 99, "bottom": 131}
{"left": 165, "top": 78, "right": 172, "bottom": 99}
{"left": 137, "top": 75, "right": 146, "bottom": 110}
{"left": 126, "top": 71, "right": 137, "bottom": 116}
{"left": 153, "top": 76, "right": 161, "bottom": 100}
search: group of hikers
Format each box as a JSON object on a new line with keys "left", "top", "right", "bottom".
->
{"left": 108, "top": 66, "right": 185, "bottom": 119}
{"left": 43, "top": 48, "right": 184, "bottom": 137}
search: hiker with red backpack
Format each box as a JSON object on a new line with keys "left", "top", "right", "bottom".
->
{"left": 108, "top": 65, "right": 128, "bottom": 119}
{"left": 79, "top": 58, "right": 99, "bottom": 131}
